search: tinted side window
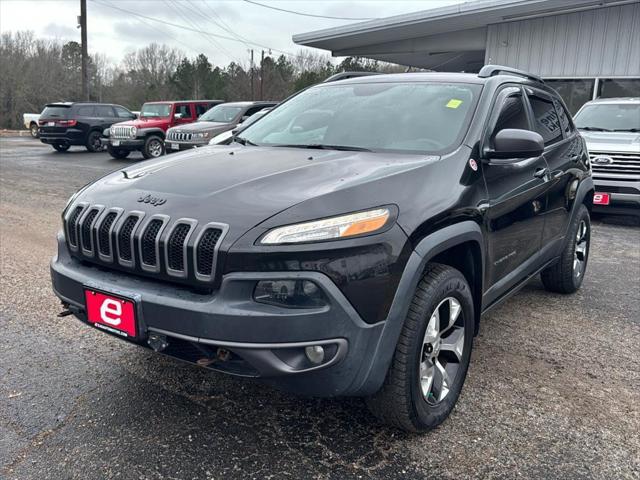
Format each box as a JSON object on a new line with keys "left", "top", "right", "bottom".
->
{"left": 244, "top": 106, "right": 269, "bottom": 117}
{"left": 76, "top": 105, "right": 95, "bottom": 116}
{"left": 175, "top": 104, "right": 193, "bottom": 119}
{"left": 95, "top": 106, "right": 114, "bottom": 117}
{"left": 527, "top": 90, "right": 562, "bottom": 146}
{"left": 490, "top": 92, "right": 529, "bottom": 146}
{"left": 553, "top": 98, "right": 573, "bottom": 136}
{"left": 115, "top": 106, "right": 132, "bottom": 118}
{"left": 195, "top": 104, "right": 208, "bottom": 117}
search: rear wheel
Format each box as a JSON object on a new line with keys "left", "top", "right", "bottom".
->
{"left": 52, "top": 144, "right": 69, "bottom": 152}
{"left": 541, "top": 204, "right": 591, "bottom": 293}
{"left": 366, "top": 263, "right": 474, "bottom": 432}
{"left": 86, "top": 130, "right": 102, "bottom": 152}
{"left": 142, "top": 135, "right": 164, "bottom": 159}
{"left": 107, "top": 145, "right": 130, "bottom": 159}
{"left": 30, "top": 123, "right": 39, "bottom": 138}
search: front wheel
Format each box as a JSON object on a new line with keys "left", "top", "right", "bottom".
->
{"left": 30, "top": 123, "right": 39, "bottom": 138}
{"left": 52, "top": 144, "right": 69, "bottom": 152}
{"left": 142, "top": 135, "right": 164, "bottom": 159}
{"left": 366, "top": 263, "right": 474, "bottom": 432}
{"left": 541, "top": 204, "right": 591, "bottom": 293}
{"left": 85, "top": 130, "right": 102, "bottom": 152}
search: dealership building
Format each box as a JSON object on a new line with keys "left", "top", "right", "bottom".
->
{"left": 293, "top": 0, "right": 640, "bottom": 113}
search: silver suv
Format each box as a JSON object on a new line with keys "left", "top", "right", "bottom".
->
{"left": 574, "top": 97, "right": 640, "bottom": 215}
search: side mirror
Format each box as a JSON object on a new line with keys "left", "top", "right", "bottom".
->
{"left": 487, "top": 129, "right": 544, "bottom": 160}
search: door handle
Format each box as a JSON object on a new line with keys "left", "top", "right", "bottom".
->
{"left": 534, "top": 167, "right": 549, "bottom": 179}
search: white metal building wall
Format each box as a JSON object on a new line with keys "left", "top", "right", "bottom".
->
{"left": 485, "top": 2, "right": 640, "bottom": 77}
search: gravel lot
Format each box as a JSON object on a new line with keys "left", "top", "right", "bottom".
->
{"left": 1, "top": 137, "right": 639, "bottom": 480}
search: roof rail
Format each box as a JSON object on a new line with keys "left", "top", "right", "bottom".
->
{"left": 478, "top": 65, "right": 544, "bottom": 83}
{"left": 323, "top": 71, "right": 382, "bottom": 83}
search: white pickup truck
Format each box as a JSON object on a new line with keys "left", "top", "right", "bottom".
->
{"left": 23, "top": 113, "right": 41, "bottom": 138}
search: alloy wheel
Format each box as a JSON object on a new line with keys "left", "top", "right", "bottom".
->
{"left": 419, "top": 296, "right": 465, "bottom": 405}
{"left": 573, "top": 220, "right": 589, "bottom": 278}
{"left": 149, "top": 140, "right": 163, "bottom": 157}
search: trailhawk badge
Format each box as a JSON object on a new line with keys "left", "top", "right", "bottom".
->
{"left": 137, "top": 194, "right": 167, "bottom": 206}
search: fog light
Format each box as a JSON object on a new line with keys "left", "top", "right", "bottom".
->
{"left": 305, "top": 345, "right": 325, "bottom": 365}
{"left": 254, "top": 280, "right": 326, "bottom": 308}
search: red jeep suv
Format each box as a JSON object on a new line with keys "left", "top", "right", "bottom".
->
{"left": 104, "top": 100, "right": 224, "bottom": 159}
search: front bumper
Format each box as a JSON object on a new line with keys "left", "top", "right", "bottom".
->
{"left": 102, "top": 138, "right": 145, "bottom": 150}
{"left": 165, "top": 140, "right": 208, "bottom": 151}
{"left": 50, "top": 234, "right": 384, "bottom": 396}
{"left": 593, "top": 177, "right": 640, "bottom": 216}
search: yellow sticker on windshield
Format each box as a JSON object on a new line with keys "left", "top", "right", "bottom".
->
{"left": 446, "top": 99, "right": 463, "bottom": 109}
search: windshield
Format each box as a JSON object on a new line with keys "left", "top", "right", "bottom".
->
{"left": 41, "top": 106, "right": 70, "bottom": 118}
{"left": 574, "top": 103, "right": 640, "bottom": 131}
{"left": 140, "top": 103, "right": 171, "bottom": 118}
{"left": 239, "top": 82, "right": 481, "bottom": 153}
{"left": 199, "top": 105, "right": 243, "bottom": 123}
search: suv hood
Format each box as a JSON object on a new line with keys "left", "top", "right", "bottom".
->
{"left": 581, "top": 131, "right": 640, "bottom": 154}
{"left": 76, "top": 146, "right": 436, "bottom": 242}
{"left": 115, "top": 117, "right": 170, "bottom": 129}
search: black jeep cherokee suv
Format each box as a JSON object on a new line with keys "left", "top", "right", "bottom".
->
{"left": 51, "top": 66, "right": 593, "bottom": 432}
{"left": 39, "top": 102, "right": 136, "bottom": 153}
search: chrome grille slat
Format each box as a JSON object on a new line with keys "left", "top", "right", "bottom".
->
{"left": 168, "top": 131, "right": 193, "bottom": 142}
{"left": 112, "top": 125, "right": 133, "bottom": 139}
{"left": 590, "top": 152, "right": 640, "bottom": 181}
{"left": 64, "top": 206, "right": 227, "bottom": 284}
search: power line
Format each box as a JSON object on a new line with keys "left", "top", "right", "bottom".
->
{"left": 188, "top": 0, "right": 252, "bottom": 49}
{"left": 242, "top": 0, "right": 376, "bottom": 21}
{"left": 90, "top": 0, "right": 302, "bottom": 59}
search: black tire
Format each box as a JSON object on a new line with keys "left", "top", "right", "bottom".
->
{"left": 52, "top": 144, "right": 69, "bottom": 152}
{"left": 86, "top": 130, "right": 102, "bottom": 152}
{"left": 142, "top": 135, "right": 165, "bottom": 159}
{"left": 107, "top": 145, "right": 130, "bottom": 159}
{"left": 30, "top": 123, "right": 39, "bottom": 138}
{"left": 541, "top": 204, "right": 591, "bottom": 294}
{"left": 366, "top": 263, "right": 474, "bottom": 432}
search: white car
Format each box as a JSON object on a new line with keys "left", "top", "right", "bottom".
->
{"left": 23, "top": 113, "right": 41, "bottom": 138}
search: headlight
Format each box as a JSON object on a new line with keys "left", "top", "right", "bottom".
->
{"left": 109, "top": 126, "right": 115, "bottom": 136}
{"left": 130, "top": 126, "right": 137, "bottom": 138}
{"left": 260, "top": 207, "right": 391, "bottom": 245}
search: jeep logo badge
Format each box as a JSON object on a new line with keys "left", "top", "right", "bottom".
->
{"left": 137, "top": 194, "right": 167, "bottom": 206}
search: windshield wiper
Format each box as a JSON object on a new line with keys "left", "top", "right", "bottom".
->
{"left": 271, "top": 144, "right": 372, "bottom": 152}
{"left": 578, "top": 126, "right": 612, "bottom": 132}
{"left": 233, "top": 136, "right": 257, "bottom": 146}
{"left": 612, "top": 128, "right": 640, "bottom": 132}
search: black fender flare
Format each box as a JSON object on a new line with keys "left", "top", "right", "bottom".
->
{"left": 138, "top": 128, "right": 165, "bottom": 139}
{"left": 352, "top": 220, "right": 484, "bottom": 396}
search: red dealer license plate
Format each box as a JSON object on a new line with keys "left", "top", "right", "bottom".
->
{"left": 593, "top": 192, "right": 610, "bottom": 205}
{"left": 84, "top": 290, "right": 137, "bottom": 338}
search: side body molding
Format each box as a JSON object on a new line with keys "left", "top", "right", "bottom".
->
{"left": 350, "top": 220, "right": 485, "bottom": 396}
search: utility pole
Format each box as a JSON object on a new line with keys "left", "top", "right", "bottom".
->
{"left": 249, "top": 49, "right": 254, "bottom": 100}
{"left": 80, "top": 0, "right": 89, "bottom": 100}
{"left": 259, "top": 50, "right": 264, "bottom": 101}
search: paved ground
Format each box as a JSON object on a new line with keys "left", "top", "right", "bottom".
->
{"left": 1, "top": 137, "right": 639, "bottom": 480}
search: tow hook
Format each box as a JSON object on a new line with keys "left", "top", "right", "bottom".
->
{"left": 196, "top": 348, "right": 230, "bottom": 367}
{"left": 147, "top": 332, "right": 169, "bottom": 352}
{"left": 57, "top": 302, "right": 72, "bottom": 317}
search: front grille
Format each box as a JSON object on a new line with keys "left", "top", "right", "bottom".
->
{"left": 64, "top": 206, "right": 226, "bottom": 284}
{"left": 67, "top": 205, "right": 85, "bottom": 247}
{"left": 118, "top": 215, "right": 140, "bottom": 261}
{"left": 196, "top": 227, "right": 223, "bottom": 277}
{"left": 111, "top": 125, "right": 133, "bottom": 139}
{"left": 98, "top": 212, "right": 118, "bottom": 256}
{"left": 168, "top": 131, "right": 193, "bottom": 142}
{"left": 80, "top": 209, "right": 100, "bottom": 252}
{"left": 590, "top": 152, "right": 640, "bottom": 182}
{"left": 167, "top": 223, "right": 191, "bottom": 271}
{"left": 141, "top": 219, "right": 164, "bottom": 266}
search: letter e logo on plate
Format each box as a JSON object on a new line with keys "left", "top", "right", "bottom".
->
{"left": 100, "top": 298, "right": 122, "bottom": 326}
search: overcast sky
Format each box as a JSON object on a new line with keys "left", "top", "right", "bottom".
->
{"left": 0, "top": 0, "right": 468, "bottom": 66}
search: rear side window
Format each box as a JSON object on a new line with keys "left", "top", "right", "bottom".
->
{"left": 76, "top": 105, "right": 95, "bottom": 116}
{"left": 553, "top": 98, "right": 573, "bottom": 136}
{"left": 95, "top": 105, "right": 114, "bottom": 117}
{"left": 175, "top": 104, "right": 193, "bottom": 119}
{"left": 526, "top": 89, "right": 563, "bottom": 146}
{"left": 195, "top": 104, "right": 209, "bottom": 117}
{"left": 490, "top": 91, "right": 529, "bottom": 147}
{"left": 42, "top": 106, "right": 70, "bottom": 118}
